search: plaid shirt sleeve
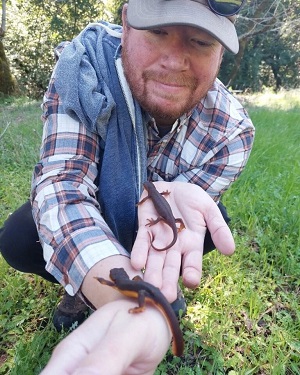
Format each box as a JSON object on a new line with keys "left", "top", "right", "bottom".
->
{"left": 31, "top": 75, "right": 129, "bottom": 296}
{"left": 32, "top": 76, "right": 254, "bottom": 295}
{"left": 147, "top": 80, "right": 255, "bottom": 202}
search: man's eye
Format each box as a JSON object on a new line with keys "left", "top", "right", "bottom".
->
{"left": 149, "top": 29, "right": 166, "bottom": 35}
{"left": 191, "top": 38, "right": 212, "bottom": 48}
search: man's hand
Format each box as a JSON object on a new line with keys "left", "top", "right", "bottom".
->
{"left": 40, "top": 300, "right": 171, "bottom": 375}
{"left": 131, "top": 181, "right": 235, "bottom": 302}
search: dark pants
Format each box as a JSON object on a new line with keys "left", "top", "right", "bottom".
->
{"left": 0, "top": 200, "right": 230, "bottom": 283}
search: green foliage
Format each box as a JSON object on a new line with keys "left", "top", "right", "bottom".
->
{"left": 220, "top": 30, "right": 300, "bottom": 92}
{"left": 1, "top": 0, "right": 299, "bottom": 97}
{"left": 5, "top": 0, "right": 108, "bottom": 98}
{"left": 106, "top": 0, "right": 126, "bottom": 24}
{"left": 219, "top": 0, "right": 300, "bottom": 91}
{"left": 0, "top": 92, "right": 299, "bottom": 373}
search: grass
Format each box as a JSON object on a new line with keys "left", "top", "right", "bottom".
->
{"left": 0, "top": 90, "right": 299, "bottom": 374}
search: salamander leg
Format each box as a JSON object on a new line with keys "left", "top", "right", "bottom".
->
{"left": 175, "top": 218, "right": 186, "bottom": 232}
{"left": 146, "top": 217, "right": 162, "bottom": 227}
{"left": 129, "top": 289, "right": 146, "bottom": 314}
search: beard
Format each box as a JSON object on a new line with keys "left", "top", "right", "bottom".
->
{"left": 122, "top": 45, "right": 207, "bottom": 125}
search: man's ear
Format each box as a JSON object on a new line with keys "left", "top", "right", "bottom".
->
{"left": 121, "top": 4, "right": 129, "bottom": 45}
{"left": 122, "top": 4, "right": 129, "bottom": 29}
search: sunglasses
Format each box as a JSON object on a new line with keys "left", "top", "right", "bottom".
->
{"left": 207, "top": 0, "right": 246, "bottom": 16}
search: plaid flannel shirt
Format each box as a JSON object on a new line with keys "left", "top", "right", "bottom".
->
{"left": 31, "top": 76, "right": 254, "bottom": 296}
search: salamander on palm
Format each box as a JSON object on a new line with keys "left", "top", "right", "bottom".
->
{"left": 138, "top": 181, "right": 185, "bottom": 251}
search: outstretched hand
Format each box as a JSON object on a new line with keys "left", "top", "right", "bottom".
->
{"left": 40, "top": 300, "right": 171, "bottom": 375}
{"left": 131, "top": 181, "right": 235, "bottom": 302}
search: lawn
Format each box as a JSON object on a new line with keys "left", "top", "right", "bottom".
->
{"left": 0, "top": 91, "right": 299, "bottom": 374}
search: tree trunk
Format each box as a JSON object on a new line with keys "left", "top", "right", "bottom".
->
{"left": 0, "top": 39, "right": 16, "bottom": 95}
{"left": 225, "top": 38, "right": 248, "bottom": 87}
{"left": 1, "top": 0, "right": 16, "bottom": 95}
{"left": 270, "top": 62, "right": 282, "bottom": 92}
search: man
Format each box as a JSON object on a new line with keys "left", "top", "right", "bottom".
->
{"left": 0, "top": 0, "right": 254, "bottom": 373}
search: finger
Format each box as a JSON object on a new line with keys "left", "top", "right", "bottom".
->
{"left": 143, "top": 248, "right": 166, "bottom": 289}
{"left": 181, "top": 246, "right": 203, "bottom": 288}
{"left": 160, "top": 248, "right": 182, "bottom": 302}
{"left": 174, "top": 183, "right": 235, "bottom": 255}
{"left": 73, "top": 339, "right": 132, "bottom": 375}
{"left": 74, "top": 303, "right": 170, "bottom": 375}
{"left": 40, "top": 340, "right": 84, "bottom": 375}
{"left": 72, "top": 309, "right": 136, "bottom": 375}
{"left": 131, "top": 225, "right": 150, "bottom": 270}
{"left": 40, "top": 309, "right": 113, "bottom": 374}
{"left": 177, "top": 227, "right": 203, "bottom": 289}
{"left": 206, "top": 206, "right": 235, "bottom": 255}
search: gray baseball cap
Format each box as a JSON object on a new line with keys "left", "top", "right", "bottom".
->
{"left": 127, "top": 0, "right": 239, "bottom": 54}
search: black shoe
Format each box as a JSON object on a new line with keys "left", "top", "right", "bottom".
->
{"left": 52, "top": 292, "right": 89, "bottom": 332}
{"left": 171, "top": 286, "right": 187, "bottom": 318}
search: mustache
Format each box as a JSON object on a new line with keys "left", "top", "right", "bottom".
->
{"left": 143, "top": 71, "right": 197, "bottom": 88}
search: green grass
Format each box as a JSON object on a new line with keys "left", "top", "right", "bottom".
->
{"left": 0, "top": 98, "right": 42, "bottom": 215}
{"left": 0, "top": 91, "right": 299, "bottom": 374}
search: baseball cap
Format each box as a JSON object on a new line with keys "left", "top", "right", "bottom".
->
{"left": 127, "top": 0, "right": 240, "bottom": 54}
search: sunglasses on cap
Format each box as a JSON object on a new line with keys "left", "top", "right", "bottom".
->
{"left": 207, "top": 0, "right": 246, "bottom": 16}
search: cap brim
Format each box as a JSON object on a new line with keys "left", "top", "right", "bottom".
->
{"left": 127, "top": 0, "right": 239, "bottom": 54}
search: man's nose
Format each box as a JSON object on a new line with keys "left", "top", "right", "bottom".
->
{"left": 161, "top": 37, "right": 190, "bottom": 71}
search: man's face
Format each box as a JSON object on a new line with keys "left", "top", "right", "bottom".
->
{"left": 121, "top": 7, "right": 224, "bottom": 127}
